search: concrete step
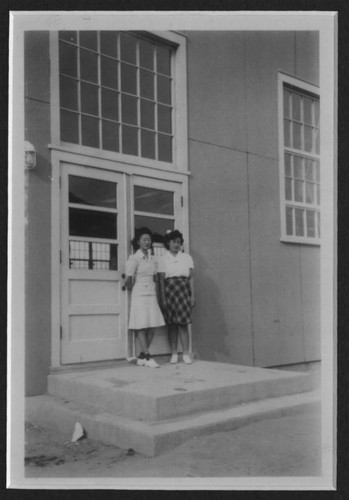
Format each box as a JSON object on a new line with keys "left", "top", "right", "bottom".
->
{"left": 26, "top": 389, "right": 320, "bottom": 457}
{"left": 47, "top": 361, "right": 314, "bottom": 421}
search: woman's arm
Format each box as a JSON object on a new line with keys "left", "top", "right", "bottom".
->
{"left": 158, "top": 272, "right": 167, "bottom": 309}
{"left": 124, "top": 275, "right": 133, "bottom": 291}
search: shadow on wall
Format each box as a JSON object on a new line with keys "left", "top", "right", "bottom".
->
{"left": 191, "top": 250, "right": 232, "bottom": 364}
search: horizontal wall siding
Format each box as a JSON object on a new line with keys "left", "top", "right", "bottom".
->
{"left": 25, "top": 32, "right": 52, "bottom": 395}
{"left": 187, "top": 30, "right": 320, "bottom": 367}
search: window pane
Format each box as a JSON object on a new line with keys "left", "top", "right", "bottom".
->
{"left": 305, "top": 182, "right": 315, "bottom": 204}
{"left": 157, "top": 75, "right": 171, "bottom": 104}
{"left": 101, "top": 56, "right": 118, "bottom": 89}
{"left": 81, "top": 115, "right": 99, "bottom": 148}
{"left": 59, "top": 41, "right": 77, "bottom": 77}
{"left": 69, "top": 208, "right": 117, "bottom": 238}
{"left": 303, "top": 97, "right": 313, "bottom": 125}
{"left": 317, "top": 212, "right": 321, "bottom": 238}
{"left": 102, "top": 88, "right": 119, "bottom": 121}
{"left": 120, "top": 32, "right": 137, "bottom": 64}
{"left": 295, "top": 208, "right": 304, "bottom": 236}
{"left": 305, "top": 159, "right": 314, "bottom": 180}
{"left": 283, "top": 90, "right": 290, "bottom": 118}
{"left": 80, "top": 48, "right": 98, "bottom": 83}
{"left": 122, "top": 125, "right": 138, "bottom": 155}
{"left": 284, "top": 119, "right": 291, "bottom": 148}
{"left": 292, "top": 93, "right": 301, "bottom": 121}
{"left": 284, "top": 153, "right": 292, "bottom": 176}
{"left": 59, "top": 31, "right": 77, "bottom": 44}
{"left": 156, "top": 46, "right": 171, "bottom": 75}
{"left": 292, "top": 122, "right": 302, "bottom": 150}
{"left": 158, "top": 134, "right": 172, "bottom": 162}
{"left": 315, "top": 129, "right": 320, "bottom": 154}
{"left": 158, "top": 105, "right": 172, "bottom": 133}
{"left": 285, "top": 178, "right": 292, "bottom": 201}
{"left": 316, "top": 184, "right": 320, "bottom": 205}
{"left": 60, "top": 109, "right": 79, "bottom": 144}
{"left": 102, "top": 120, "right": 119, "bottom": 152}
{"left": 140, "top": 69, "right": 154, "bottom": 100}
{"left": 81, "top": 82, "right": 99, "bottom": 116}
{"left": 315, "top": 161, "right": 320, "bottom": 182}
{"left": 314, "top": 101, "right": 320, "bottom": 127}
{"left": 60, "top": 76, "right": 78, "bottom": 110}
{"left": 286, "top": 207, "right": 293, "bottom": 235}
{"left": 134, "top": 215, "right": 174, "bottom": 243}
{"left": 100, "top": 31, "right": 118, "bottom": 58}
{"left": 306, "top": 210, "right": 316, "bottom": 237}
{"left": 80, "top": 31, "right": 97, "bottom": 51}
{"left": 141, "top": 100, "right": 155, "bottom": 129}
{"left": 122, "top": 94, "right": 138, "bottom": 125}
{"left": 69, "top": 175, "right": 117, "bottom": 208}
{"left": 294, "top": 180, "right": 304, "bottom": 202}
{"left": 294, "top": 156, "right": 303, "bottom": 178}
{"left": 141, "top": 130, "right": 155, "bottom": 159}
{"left": 134, "top": 186, "right": 174, "bottom": 215}
{"left": 140, "top": 40, "right": 154, "bottom": 70}
{"left": 121, "top": 63, "right": 137, "bottom": 95}
{"left": 304, "top": 125, "right": 313, "bottom": 153}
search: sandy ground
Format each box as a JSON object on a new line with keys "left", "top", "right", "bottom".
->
{"left": 25, "top": 408, "right": 321, "bottom": 478}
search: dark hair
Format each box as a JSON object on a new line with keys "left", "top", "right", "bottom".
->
{"left": 131, "top": 227, "right": 153, "bottom": 251}
{"left": 164, "top": 229, "right": 184, "bottom": 249}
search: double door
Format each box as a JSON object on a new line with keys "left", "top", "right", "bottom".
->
{"left": 60, "top": 163, "right": 183, "bottom": 364}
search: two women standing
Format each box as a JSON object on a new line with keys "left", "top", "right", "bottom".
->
{"left": 125, "top": 228, "right": 195, "bottom": 367}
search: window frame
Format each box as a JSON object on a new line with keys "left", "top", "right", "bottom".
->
{"left": 278, "top": 72, "right": 321, "bottom": 245}
{"left": 50, "top": 30, "right": 188, "bottom": 173}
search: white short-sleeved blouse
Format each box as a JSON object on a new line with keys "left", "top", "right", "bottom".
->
{"left": 158, "top": 251, "right": 194, "bottom": 278}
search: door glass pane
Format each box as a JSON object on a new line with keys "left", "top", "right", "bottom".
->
{"left": 315, "top": 129, "right": 320, "bottom": 154}
{"left": 59, "top": 41, "right": 77, "bottom": 77}
{"left": 304, "top": 125, "right": 313, "bottom": 152}
{"left": 305, "top": 159, "right": 314, "bottom": 180}
{"left": 122, "top": 125, "right": 138, "bottom": 155}
{"left": 140, "top": 40, "right": 154, "bottom": 70}
{"left": 158, "top": 105, "right": 172, "bottom": 133}
{"left": 81, "top": 115, "right": 99, "bottom": 148}
{"left": 120, "top": 32, "right": 137, "bottom": 64}
{"left": 101, "top": 56, "right": 118, "bottom": 89}
{"left": 295, "top": 208, "right": 304, "bottom": 236}
{"left": 121, "top": 64, "right": 137, "bottom": 94}
{"left": 102, "top": 120, "right": 119, "bottom": 152}
{"left": 286, "top": 207, "right": 293, "bottom": 235}
{"left": 294, "top": 180, "right": 304, "bottom": 202}
{"left": 121, "top": 94, "right": 138, "bottom": 125}
{"left": 292, "top": 93, "right": 301, "bottom": 121}
{"left": 134, "top": 215, "right": 174, "bottom": 243}
{"left": 70, "top": 240, "right": 118, "bottom": 270}
{"left": 100, "top": 31, "right": 118, "bottom": 58}
{"left": 305, "top": 182, "right": 315, "bottom": 204}
{"left": 81, "top": 82, "right": 99, "bottom": 116}
{"left": 141, "top": 100, "right": 155, "bottom": 129}
{"left": 80, "top": 49, "right": 98, "bottom": 83}
{"left": 283, "top": 90, "right": 290, "bottom": 118}
{"left": 59, "top": 31, "right": 77, "bottom": 44}
{"left": 303, "top": 97, "right": 313, "bottom": 125}
{"left": 284, "top": 153, "right": 292, "bottom": 177}
{"left": 60, "top": 76, "right": 78, "bottom": 110}
{"left": 80, "top": 31, "right": 97, "bottom": 51}
{"left": 306, "top": 210, "right": 316, "bottom": 237}
{"left": 70, "top": 208, "right": 117, "bottom": 238}
{"left": 141, "top": 130, "right": 155, "bottom": 159}
{"left": 134, "top": 186, "right": 174, "bottom": 215}
{"left": 156, "top": 46, "right": 171, "bottom": 75}
{"left": 285, "top": 178, "right": 292, "bottom": 201}
{"left": 292, "top": 122, "right": 302, "bottom": 150}
{"left": 157, "top": 75, "right": 171, "bottom": 104}
{"left": 314, "top": 101, "right": 320, "bottom": 127}
{"left": 158, "top": 134, "right": 172, "bottom": 162}
{"left": 69, "top": 175, "right": 117, "bottom": 208}
{"left": 60, "top": 110, "right": 79, "bottom": 144}
{"left": 293, "top": 156, "right": 303, "bottom": 178}
{"left": 140, "top": 69, "right": 154, "bottom": 100}
{"left": 102, "top": 88, "right": 119, "bottom": 121}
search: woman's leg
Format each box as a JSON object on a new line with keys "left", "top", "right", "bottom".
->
{"left": 135, "top": 330, "right": 148, "bottom": 355}
{"left": 145, "top": 328, "right": 155, "bottom": 350}
{"left": 178, "top": 325, "right": 190, "bottom": 353}
{"left": 168, "top": 325, "right": 179, "bottom": 353}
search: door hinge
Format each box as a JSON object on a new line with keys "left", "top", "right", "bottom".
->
{"left": 60, "top": 326, "right": 62, "bottom": 339}
{"left": 181, "top": 196, "right": 184, "bottom": 207}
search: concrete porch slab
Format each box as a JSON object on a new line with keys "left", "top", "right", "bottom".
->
{"left": 47, "top": 361, "right": 314, "bottom": 421}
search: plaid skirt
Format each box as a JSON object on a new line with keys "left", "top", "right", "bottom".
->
{"left": 164, "top": 276, "right": 192, "bottom": 326}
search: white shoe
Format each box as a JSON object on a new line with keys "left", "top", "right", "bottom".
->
{"left": 183, "top": 354, "right": 192, "bottom": 364}
{"left": 170, "top": 353, "right": 178, "bottom": 364}
{"left": 136, "top": 357, "right": 146, "bottom": 366}
{"left": 145, "top": 358, "right": 160, "bottom": 368}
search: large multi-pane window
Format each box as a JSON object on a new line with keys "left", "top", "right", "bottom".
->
{"left": 281, "top": 79, "right": 320, "bottom": 243}
{"left": 59, "top": 31, "right": 173, "bottom": 162}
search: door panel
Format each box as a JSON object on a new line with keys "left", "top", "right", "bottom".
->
{"left": 61, "top": 164, "right": 127, "bottom": 364}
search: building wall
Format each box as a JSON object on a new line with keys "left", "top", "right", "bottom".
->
{"left": 186, "top": 31, "right": 320, "bottom": 366}
{"left": 25, "top": 32, "right": 52, "bottom": 395}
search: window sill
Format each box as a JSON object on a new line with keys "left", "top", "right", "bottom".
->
{"left": 281, "top": 236, "right": 321, "bottom": 246}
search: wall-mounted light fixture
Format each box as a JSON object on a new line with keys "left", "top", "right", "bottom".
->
{"left": 25, "top": 141, "right": 36, "bottom": 169}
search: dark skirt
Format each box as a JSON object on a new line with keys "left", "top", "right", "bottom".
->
{"left": 164, "top": 276, "right": 192, "bottom": 326}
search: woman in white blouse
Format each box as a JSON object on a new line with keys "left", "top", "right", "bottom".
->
{"left": 125, "top": 227, "right": 165, "bottom": 368}
{"left": 158, "top": 230, "right": 195, "bottom": 364}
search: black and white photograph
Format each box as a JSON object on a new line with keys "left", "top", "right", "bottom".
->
{"left": 8, "top": 11, "right": 337, "bottom": 490}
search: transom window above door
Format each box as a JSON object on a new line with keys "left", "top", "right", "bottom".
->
{"left": 59, "top": 31, "right": 173, "bottom": 162}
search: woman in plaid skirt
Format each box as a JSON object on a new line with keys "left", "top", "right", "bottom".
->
{"left": 158, "top": 230, "right": 196, "bottom": 364}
